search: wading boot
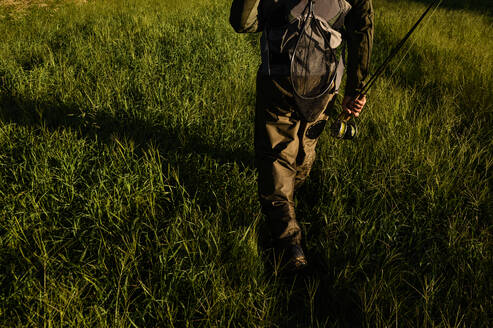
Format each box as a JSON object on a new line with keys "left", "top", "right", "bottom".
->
{"left": 274, "top": 243, "right": 308, "bottom": 272}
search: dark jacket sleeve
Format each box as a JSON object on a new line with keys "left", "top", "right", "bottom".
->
{"left": 345, "top": 0, "right": 374, "bottom": 97}
{"left": 230, "top": 0, "right": 262, "bottom": 33}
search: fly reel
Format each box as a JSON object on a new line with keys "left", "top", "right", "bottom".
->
{"left": 330, "top": 118, "right": 357, "bottom": 139}
{"left": 330, "top": 111, "right": 357, "bottom": 140}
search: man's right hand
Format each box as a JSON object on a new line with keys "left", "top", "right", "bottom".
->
{"left": 342, "top": 95, "right": 367, "bottom": 118}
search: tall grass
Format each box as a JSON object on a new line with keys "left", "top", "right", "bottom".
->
{"left": 0, "top": 0, "right": 491, "bottom": 326}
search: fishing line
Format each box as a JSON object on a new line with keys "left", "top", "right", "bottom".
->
{"left": 331, "top": 0, "right": 443, "bottom": 139}
{"left": 384, "top": 0, "right": 442, "bottom": 91}
{"left": 362, "top": 0, "right": 442, "bottom": 110}
{"left": 359, "top": 0, "right": 443, "bottom": 97}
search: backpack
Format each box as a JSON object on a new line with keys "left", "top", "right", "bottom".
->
{"left": 260, "top": 0, "right": 351, "bottom": 121}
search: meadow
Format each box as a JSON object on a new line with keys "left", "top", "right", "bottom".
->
{"left": 0, "top": 0, "right": 491, "bottom": 326}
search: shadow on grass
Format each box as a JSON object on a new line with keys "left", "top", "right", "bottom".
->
{"left": 0, "top": 94, "right": 369, "bottom": 327}
{"left": 0, "top": 95, "right": 254, "bottom": 168}
{"left": 0, "top": 94, "right": 262, "bottom": 324}
{"left": 0, "top": 94, "right": 258, "bottom": 217}
{"left": 260, "top": 251, "right": 364, "bottom": 327}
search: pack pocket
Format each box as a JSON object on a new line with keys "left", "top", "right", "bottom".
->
{"left": 291, "top": 15, "right": 337, "bottom": 99}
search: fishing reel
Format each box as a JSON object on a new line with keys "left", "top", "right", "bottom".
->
{"left": 330, "top": 111, "right": 358, "bottom": 140}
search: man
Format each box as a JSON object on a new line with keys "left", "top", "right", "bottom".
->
{"left": 230, "top": 0, "right": 373, "bottom": 270}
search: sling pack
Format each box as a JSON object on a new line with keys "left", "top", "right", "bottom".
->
{"left": 260, "top": 0, "right": 351, "bottom": 121}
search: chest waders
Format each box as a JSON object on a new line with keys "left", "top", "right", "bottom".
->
{"left": 230, "top": 0, "right": 375, "bottom": 270}
{"left": 255, "top": 0, "right": 354, "bottom": 248}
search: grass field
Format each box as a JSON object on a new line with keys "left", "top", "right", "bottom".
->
{"left": 0, "top": 0, "right": 491, "bottom": 327}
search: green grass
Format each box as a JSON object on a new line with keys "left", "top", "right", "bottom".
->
{"left": 0, "top": 0, "right": 491, "bottom": 327}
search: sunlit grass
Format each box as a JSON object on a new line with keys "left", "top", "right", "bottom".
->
{"left": 0, "top": 0, "right": 491, "bottom": 326}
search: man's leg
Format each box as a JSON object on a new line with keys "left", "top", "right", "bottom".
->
{"left": 254, "top": 74, "right": 302, "bottom": 247}
{"left": 294, "top": 95, "right": 336, "bottom": 190}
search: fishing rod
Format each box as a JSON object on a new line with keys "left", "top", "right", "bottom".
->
{"left": 331, "top": 0, "right": 442, "bottom": 139}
